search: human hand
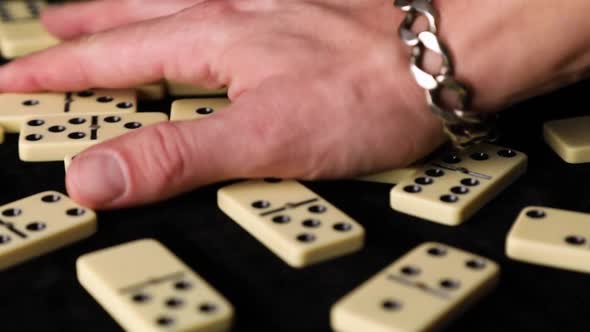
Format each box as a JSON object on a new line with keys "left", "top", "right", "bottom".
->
{"left": 0, "top": 0, "right": 587, "bottom": 210}
{"left": 0, "top": 0, "right": 447, "bottom": 209}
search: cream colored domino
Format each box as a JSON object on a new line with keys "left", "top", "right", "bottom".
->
{"left": 166, "top": 81, "right": 227, "bottom": 97}
{"left": 77, "top": 239, "right": 234, "bottom": 332}
{"left": 543, "top": 116, "right": 590, "bottom": 163}
{"left": 68, "top": 89, "right": 137, "bottom": 113}
{"left": 0, "top": 89, "right": 137, "bottom": 133}
{"left": 217, "top": 179, "right": 365, "bottom": 268}
{"left": 0, "top": 20, "right": 59, "bottom": 58}
{"left": 390, "top": 144, "right": 527, "bottom": 226}
{"left": 19, "top": 112, "right": 168, "bottom": 161}
{"left": 0, "top": 0, "right": 59, "bottom": 58}
{"left": 170, "top": 98, "right": 230, "bottom": 121}
{"left": 0, "top": 0, "right": 46, "bottom": 20}
{"left": 356, "top": 166, "right": 421, "bottom": 185}
{"left": 331, "top": 242, "right": 499, "bottom": 332}
{"left": 0, "top": 191, "right": 96, "bottom": 270}
{"left": 506, "top": 206, "right": 590, "bottom": 273}
{"left": 136, "top": 83, "right": 166, "bottom": 100}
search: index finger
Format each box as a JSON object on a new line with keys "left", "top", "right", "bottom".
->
{"left": 42, "top": 0, "right": 202, "bottom": 40}
{"left": 0, "top": 8, "right": 222, "bottom": 92}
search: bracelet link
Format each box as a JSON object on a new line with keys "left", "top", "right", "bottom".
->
{"left": 410, "top": 32, "right": 452, "bottom": 90}
{"left": 398, "top": 0, "right": 437, "bottom": 46}
{"left": 394, "top": 0, "right": 497, "bottom": 149}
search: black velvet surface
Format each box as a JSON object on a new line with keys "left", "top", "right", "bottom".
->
{"left": 0, "top": 74, "right": 590, "bottom": 331}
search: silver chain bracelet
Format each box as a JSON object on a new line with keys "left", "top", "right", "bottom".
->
{"left": 394, "top": 0, "right": 497, "bottom": 149}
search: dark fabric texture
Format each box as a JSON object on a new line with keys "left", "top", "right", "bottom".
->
{"left": 1, "top": 77, "right": 590, "bottom": 331}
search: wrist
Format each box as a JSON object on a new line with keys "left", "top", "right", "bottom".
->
{"left": 388, "top": 0, "right": 498, "bottom": 147}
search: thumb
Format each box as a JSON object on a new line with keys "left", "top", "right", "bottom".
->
{"left": 66, "top": 88, "right": 294, "bottom": 209}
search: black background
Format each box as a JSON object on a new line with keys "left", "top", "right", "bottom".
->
{"left": 2, "top": 14, "right": 590, "bottom": 331}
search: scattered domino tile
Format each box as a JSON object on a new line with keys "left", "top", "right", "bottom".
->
{"left": 390, "top": 143, "right": 528, "bottom": 226}
{"left": 170, "top": 98, "right": 230, "bottom": 121}
{"left": 19, "top": 112, "right": 168, "bottom": 161}
{"left": 0, "top": 191, "right": 96, "bottom": 271}
{"left": 166, "top": 81, "right": 227, "bottom": 97}
{"left": 506, "top": 206, "right": 590, "bottom": 273}
{"left": 356, "top": 165, "right": 421, "bottom": 185}
{"left": 77, "top": 239, "right": 234, "bottom": 332}
{"left": 543, "top": 116, "right": 590, "bottom": 164}
{"left": 0, "top": 89, "right": 137, "bottom": 133}
{"left": 217, "top": 179, "right": 365, "bottom": 268}
{"left": 0, "top": 0, "right": 59, "bottom": 58}
{"left": 331, "top": 242, "right": 499, "bottom": 332}
{"left": 0, "top": 0, "right": 45, "bottom": 20}
{"left": 136, "top": 83, "right": 166, "bottom": 100}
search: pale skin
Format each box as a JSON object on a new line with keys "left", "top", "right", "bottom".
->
{"left": 0, "top": 0, "right": 588, "bottom": 209}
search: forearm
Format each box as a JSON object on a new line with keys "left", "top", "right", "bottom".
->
{"left": 441, "top": 0, "right": 590, "bottom": 111}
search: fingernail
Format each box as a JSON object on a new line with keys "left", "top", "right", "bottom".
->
{"left": 69, "top": 152, "right": 127, "bottom": 206}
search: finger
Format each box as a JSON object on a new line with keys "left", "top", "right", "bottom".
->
{"left": 66, "top": 87, "right": 295, "bottom": 209}
{"left": 41, "top": 1, "right": 138, "bottom": 40}
{"left": 0, "top": 8, "right": 223, "bottom": 92}
{"left": 42, "top": 0, "right": 200, "bottom": 40}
